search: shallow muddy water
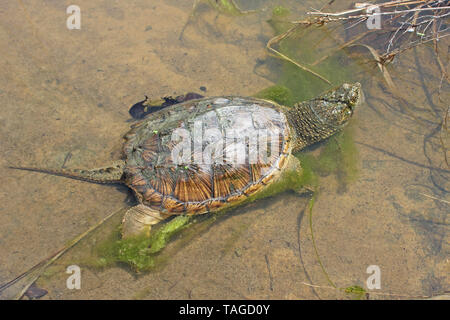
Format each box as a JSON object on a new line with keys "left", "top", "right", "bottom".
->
{"left": 0, "top": 0, "right": 448, "bottom": 299}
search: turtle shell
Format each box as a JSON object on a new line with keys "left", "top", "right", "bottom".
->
{"left": 123, "top": 97, "right": 292, "bottom": 215}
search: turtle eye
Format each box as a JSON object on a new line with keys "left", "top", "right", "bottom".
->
{"left": 339, "top": 107, "right": 352, "bottom": 124}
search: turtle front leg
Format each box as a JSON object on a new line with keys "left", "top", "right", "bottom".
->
{"left": 285, "top": 155, "right": 316, "bottom": 196}
{"left": 129, "top": 93, "right": 204, "bottom": 119}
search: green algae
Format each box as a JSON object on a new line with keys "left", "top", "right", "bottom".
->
{"left": 254, "top": 85, "right": 294, "bottom": 106}
{"left": 295, "top": 125, "right": 359, "bottom": 190}
{"left": 272, "top": 5, "right": 290, "bottom": 18}
{"left": 249, "top": 164, "right": 316, "bottom": 203}
{"left": 215, "top": 0, "right": 243, "bottom": 16}
{"left": 278, "top": 48, "right": 354, "bottom": 104}
{"left": 207, "top": 0, "right": 256, "bottom": 16}
{"left": 343, "top": 285, "right": 367, "bottom": 300}
{"left": 83, "top": 215, "right": 191, "bottom": 272}
{"left": 267, "top": 6, "right": 293, "bottom": 36}
{"left": 266, "top": 6, "right": 360, "bottom": 103}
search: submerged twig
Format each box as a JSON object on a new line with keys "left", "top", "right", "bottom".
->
{"left": 307, "top": 194, "right": 337, "bottom": 289}
{"left": 264, "top": 254, "right": 274, "bottom": 291}
{"left": 439, "top": 106, "right": 450, "bottom": 166}
{"left": 420, "top": 192, "right": 450, "bottom": 204}
{"left": 350, "top": 43, "right": 397, "bottom": 89}
{"left": 300, "top": 281, "right": 435, "bottom": 299}
{"left": 266, "top": 24, "right": 331, "bottom": 84}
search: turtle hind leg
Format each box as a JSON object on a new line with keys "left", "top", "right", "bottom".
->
{"left": 9, "top": 160, "right": 126, "bottom": 184}
{"left": 121, "top": 205, "right": 169, "bottom": 238}
{"left": 121, "top": 205, "right": 190, "bottom": 251}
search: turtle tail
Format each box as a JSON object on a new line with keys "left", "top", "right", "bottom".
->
{"left": 9, "top": 160, "right": 126, "bottom": 184}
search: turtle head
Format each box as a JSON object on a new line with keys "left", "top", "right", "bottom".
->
{"left": 313, "top": 82, "right": 362, "bottom": 128}
{"left": 287, "top": 82, "right": 362, "bottom": 151}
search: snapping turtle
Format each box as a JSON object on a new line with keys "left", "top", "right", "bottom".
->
{"left": 11, "top": 83, "right": 361, "bottom": 238}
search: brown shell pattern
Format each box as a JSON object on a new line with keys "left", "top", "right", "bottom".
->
{"left": 123, "top": 97, "right": 291, "bottom": 214}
